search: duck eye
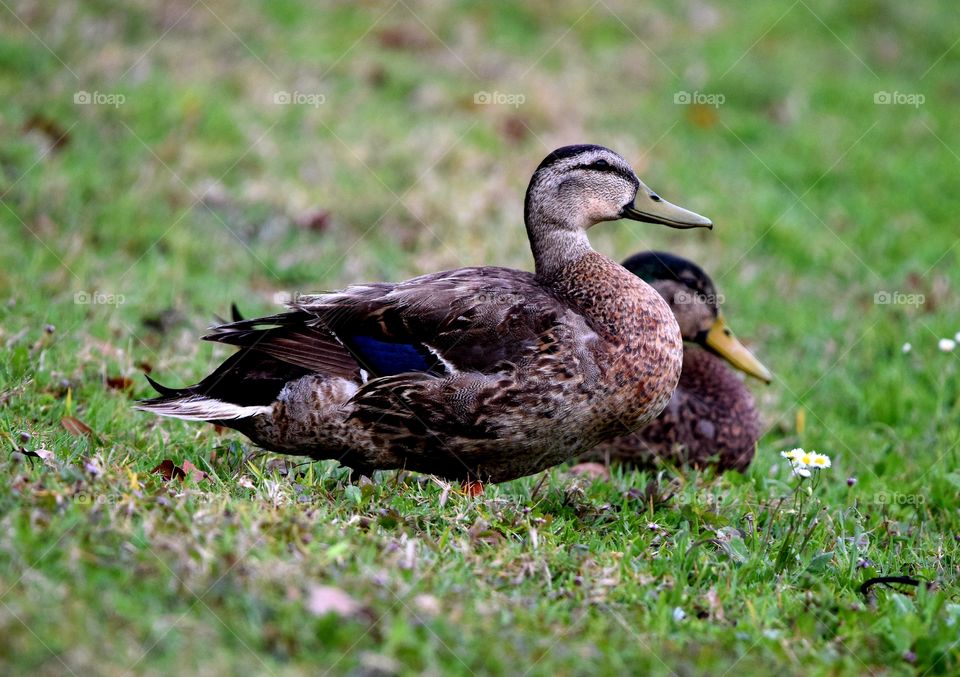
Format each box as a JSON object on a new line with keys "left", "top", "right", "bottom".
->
{"left": 591, "top": 159, "right": 610, "bottom": 169}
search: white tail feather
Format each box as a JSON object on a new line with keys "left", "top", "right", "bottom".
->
{"left": 136, "top": 396, "right": 271, "bottom": 421}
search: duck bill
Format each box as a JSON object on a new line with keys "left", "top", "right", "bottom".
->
{"left": 702, "top": 316, "right": 772, "bottom": 383}
{"left": 622, "top": 185, "right": 713, "bottom": 229}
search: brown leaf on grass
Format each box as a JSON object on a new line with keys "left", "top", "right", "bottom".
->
{"left": 150, "top": 459, "right": 186, "bottom": 481}
{"left": 499, "top": 115, "right": 529, "bottom": 143}
{"left": 22, "top": 113, "right": 71, "bottom": 151}
{"left": 306, "top": 585, "right": 360, "bottom": 617}
{"left": 687, "top": 103, "right": 718, "bottom": 128}
{"left": 376, "top": 25, "right": 432, "bottom": 51}
{"left": 61, "top": 416, "right": 95, "bottom": 437}
{"left": 105, "top": 375, "right": 135, "bottom": 391}
{"left": 181, "top": 460, "right": 211, "bottom": 483}
{"left": 461, "top": 480, "right": 484, "bottom": 497}
{"left": 295, "top": 209, "right": 331, "bottom": 233}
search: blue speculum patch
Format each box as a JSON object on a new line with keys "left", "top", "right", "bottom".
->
{"left": 346, "top": 335, "right": 443, "bottom": 376}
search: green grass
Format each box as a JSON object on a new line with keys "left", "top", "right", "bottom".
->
{"left": 2, "top": 1, "right": 959, "bottom": 674}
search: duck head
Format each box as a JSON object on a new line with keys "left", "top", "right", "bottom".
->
{"left": 621, "top": 251, "right": 772, "bottom": 383}
{"left": 524, "top": 145, "right": 712, "bottom": 274}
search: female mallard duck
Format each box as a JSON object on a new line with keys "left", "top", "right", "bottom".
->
{"left": 138, "top": 145, "right": 712, "bottom": 484}
{"left": 580, "top": 252, "right": 771, "bottom": 472}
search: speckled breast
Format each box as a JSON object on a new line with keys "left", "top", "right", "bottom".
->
{"left": 553, "top": 252, "right": 684, "bottom": 436}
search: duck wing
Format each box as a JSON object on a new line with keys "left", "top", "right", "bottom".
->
{"left": 224, "top": 266, "right": 578, "bottom": 380}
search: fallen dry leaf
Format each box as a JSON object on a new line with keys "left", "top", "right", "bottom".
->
{"left": 181, "top": 460, "right": 211, "bottom": 483}
{"left": 687, "top": 103, "right": 718, "bottom": 128}
{"left": 461, "top": 480, "right": 484, "bottom": 497}
{"left": 306, "top": 585, "right": 360, "bottom": 617}
{"left": 295, "top": 209, "right": 331, "bottom": 233}
{"left": 376, "top": 25, "right": 432, "bottom": 51}
{"left": 21, "top": 113, "right": 71, "bottom": 151}
{"left": 150, "top": 459, "right": 186, "bottom": 481}
{"left": 61, "top": 416, "right": 94, "bottom": 437}
{"left": 105, "top": 375, "right": 135, "bottom": 391}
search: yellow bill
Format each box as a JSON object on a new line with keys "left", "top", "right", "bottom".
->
{"left": 703, "top": 315, "right": 772, "bottom": 383}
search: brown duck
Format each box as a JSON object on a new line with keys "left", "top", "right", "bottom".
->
{"left": 581, "top": 252, "right": 771, "bottom": 472}
{"left": 138, "top": 145, "right": 712, "bottom": 483}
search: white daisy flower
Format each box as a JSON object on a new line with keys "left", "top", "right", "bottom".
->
{"left": 780, "top": 448, "right": 806, "bottom": 463}
{"left": 808, "top": 452, "right": 832, "bottom": 469}
{"left": 939, "top": 338, "right": 957, "bottom": 353}
{"left": 780, "top": 447, "right": 831, "bottom": 478}
{"left": 902, "top": 342, "right": 912, "bottom": 354}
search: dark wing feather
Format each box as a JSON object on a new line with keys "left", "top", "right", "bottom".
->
{"left": 203, "top": 311, "right": 360, "bottom": 380}
{"left": 197, "top": 267, "right": 573, "bottom": 387}
{"left": 141, "top": 350, "right": 313, "bottom": 406}
{"left": 293, "top": 267, "right": 567, "bottom": 375}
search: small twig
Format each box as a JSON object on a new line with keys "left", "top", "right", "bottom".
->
{"left": 859, "top": 575, "right": 922, "bottom": 598}
{"left": 529, "top": 472, "right": 549, "bottom": 502}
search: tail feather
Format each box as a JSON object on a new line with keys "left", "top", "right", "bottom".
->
{"left": 136, "top": 394, "right": 270, "bottom": 421}
{"left": 138, "top": 304, "right": 353, "bottom": 424}
{"left": 203, "top": 311, "right": 360, "bottom": 380}
{"left": 144, "top": 374, "right": 181, "bottom": 397}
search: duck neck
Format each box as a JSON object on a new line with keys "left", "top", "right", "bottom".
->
{"left": 526, "top": 220, "right": 593, "bottom": 279}
{"left": 524, "top": 190, "right": 594, "bottom": 279}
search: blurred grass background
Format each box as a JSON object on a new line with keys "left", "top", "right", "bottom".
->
{"left": 1, "top": 1, "right": 959, "bottom": 674}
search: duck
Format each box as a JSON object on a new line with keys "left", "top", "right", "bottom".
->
{"left": 137, "top": 145, "right": 712, "bottom": 484}
{"left": 579, "top": 251, "right": 771, "bottom": 472}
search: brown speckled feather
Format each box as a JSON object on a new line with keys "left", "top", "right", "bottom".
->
{"left": 583, "top": 346, "right": 761, "bottom": 471}
{"left": 578, "top": 251, "right": 768, "bottom": 473}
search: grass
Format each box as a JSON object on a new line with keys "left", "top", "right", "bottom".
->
{"left": 1, "top": 0, "right": 959, "bottom": 674}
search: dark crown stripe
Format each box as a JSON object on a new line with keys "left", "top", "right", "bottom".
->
{"left": 534, "top": 144, "right": 609, "bottom": 171}
{"left": 621, "top": 251, "right": 718, "bottom": 301}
